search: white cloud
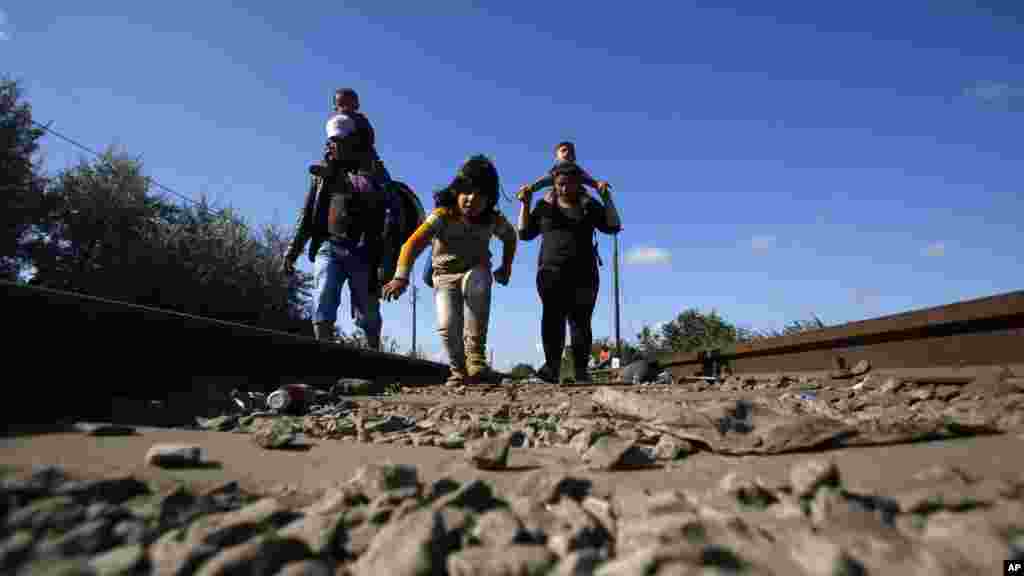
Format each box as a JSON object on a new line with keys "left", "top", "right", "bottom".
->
{"left": 750, "top": 235, "right": 776, "bottom": 252}
{"left": 851, "top": 288, "right": 880, "bottom": 307}
{"left": 624, "top": 246, "right": 672, "bottom": 265}
{"left": 963, "top": 81, "right": 1024, "bottom": 112}
{"left": 923, "top": 242, "right": 945, "bottom": 257}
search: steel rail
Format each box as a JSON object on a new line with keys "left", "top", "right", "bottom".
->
{"left": 1, "top": 280, "right": 451, "bottom": 426}
{"left": 657, "top": 290, "right": 1024, "bottom": 380}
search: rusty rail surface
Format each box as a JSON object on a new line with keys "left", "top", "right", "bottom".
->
{"left": 1, "top": 280, "right": 451, "bottom": 426}
{"left": 658, "top": 290, "right": 1024, "bottom": 380}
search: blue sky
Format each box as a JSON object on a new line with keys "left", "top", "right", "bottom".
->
{"left": 4, "top": 1, "right": 1021, "bottom": 369}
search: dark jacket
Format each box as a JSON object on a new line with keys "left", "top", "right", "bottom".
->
{"left": 519, "top": 196, "right": 621, "bottom": 275}
{"left": 285, "top": 166, "right": 395, "bottom": 291}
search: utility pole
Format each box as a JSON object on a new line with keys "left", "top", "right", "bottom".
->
{"left": 613, "top": 232, "right": 621, "bottom": 359}
{"left": 410, "top": 283, "right": 417, "bottom": 357}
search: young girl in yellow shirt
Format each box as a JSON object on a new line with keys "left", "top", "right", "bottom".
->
{"left": 382, "top": 155, "right": 517, "bottom": 386}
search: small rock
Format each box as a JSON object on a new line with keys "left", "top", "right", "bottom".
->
{"left": 546, "top": 498, "right": 614, "bottom": 557}
{"left": 551, "top": 548, "right": 607, "bottom": 576}
{"left": 790, "top": 459, "right": 840, "bottom": 499}
{"left": 347, "top": 464, "right": 420, "bottom": 501}
{"left": 908, "top": 387, "right": 935, "bottom": 402}
{"left": 7, "top": 465, "right": 69, "bottom": 498}
{"left": 149, "top": 498, "right": 296, "bottom": 576}
{"left": 55, "top": 477, "right": 150, "bottom": 506}
{"left": 850, "top": 360, "right": 871, "bottom": 376}
{"left": 447, "top": 545, "right": 556, "bottom": 576}
{"left": 197, "top": 415, "right": 239, "bottom": 431}
{"left": 278, "top": 512, "right": 346, "bottom": 558}
{"left": 583, "top": 437, "right": 656, "bottom": 471}
{"left": 789, "top": 531, "right": 866, "bottom": 576}
{"left": 439, "top": 433, "right": 466, "bottom": 450}
{"left": 0, "top": 530, "right": 34, "bottom": 572}
{"left": 112, "top": 520, "right": 146, "bottom": 546}
{"left": 719, "top": 472, "right": 778, "bottom": 509}
{"left": 333, "top": 379, "right": 374, "bottom": 396}
{"left": 515, "top": 471, "right": 593, "bottom": 504}
{"left": 427, "top": 478, "right": 461, "bottom": 502}
{"left": 155, "top": 485, "right": 204, "bottom": 530}
{"left": 653, "top": 436, "right": 694, "bottom": 460}
{"left": 202, "top": 481, "right": 247, "bottom": 512}
{"left": 366, "top": 415, "right": 414, "bottom": 434}
{"left": 6, "top": 496, "right": 85, "bottom": 533}
{"left": 465, "top": 433, "right": 513, "bottom": 470}
{"left": 275, "top": 559, "right": 333, "bottom": 576}
{"left": 193, "top": 535, "right": 312, "bottom": 576}
{"left": 17, "top": 557, "right": 97, "bottom": 576}
{"left": 879, "top": 377, "right": 904, "bottom": 394}
{"left": 912, "top": 465, "right": 977, "bottom": 485}
{"left": 88, "top": 543, "right": 145, "bottom": 576}
{"left": 38, "top": 518, "right": 116, "bottom": 556}
{"left": 350, "top": 508, "right": 449, "bottom": 576}
{"left": 433, "top": 479, "right": 500, "bottom": 514}
{"left": 472, "top": 508, "right": 527, "bottom": 547}
{"left": 492, "top": 403, "right": 512, "bottom": 420}
{"left": 74, "top": 423, "right": 136, "bottom": 436}
{"left": 145, "top": 444, "right": 202, "bottom": 468}
{"left": 252, "top": 420, "right": 297, "bottom": 449}
{"left": 593, "top": 545, "right": 659, "bottom": 575}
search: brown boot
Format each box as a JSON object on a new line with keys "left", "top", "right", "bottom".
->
{"left": 467, "top": 362, "right": 502, "bottom": 385}
{"left": 445, "top": 366, "right": 467, "bottom": 387}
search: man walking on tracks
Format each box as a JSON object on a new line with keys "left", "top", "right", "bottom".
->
{"left": 284, "top": 103, "right": 400, "bottom": 349}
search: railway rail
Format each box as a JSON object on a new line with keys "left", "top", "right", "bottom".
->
{"left": 1, "top": 280, "right": 450, "bottom": 428}
{"left": 4, "top": 279, "right": 1022, "bottom": 429}
{"left": 658, "top": 289, "right": 1024, "bottom": 382}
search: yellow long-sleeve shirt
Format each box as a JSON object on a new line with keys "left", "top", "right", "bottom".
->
{"left": 395, "top": 207, "right": 515, "bottom": 280}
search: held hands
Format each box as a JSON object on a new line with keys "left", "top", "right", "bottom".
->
{"left": 381, "top": 277, "right": 408, "bottom": 301}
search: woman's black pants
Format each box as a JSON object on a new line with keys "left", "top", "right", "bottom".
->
{"left": 536, "top": 266, "right": 599, "bottom": 378}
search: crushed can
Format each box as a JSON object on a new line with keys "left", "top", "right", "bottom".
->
{"left": 266, "top": 384, "right": 317, "bottom": 414}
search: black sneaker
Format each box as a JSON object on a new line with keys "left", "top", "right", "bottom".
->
{"left": 573, "top": 372, "right": 593, "bottom": 385}
{"left": 535, "top": 365, "right": 558, "bottom": 384}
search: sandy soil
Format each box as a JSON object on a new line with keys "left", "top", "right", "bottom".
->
{"left": 3, "top": 421, "right": 1022, "bottom": 507}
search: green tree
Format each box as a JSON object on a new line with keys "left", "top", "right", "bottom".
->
{"left": 637, "top": 309, "right": 828, "bottom": 356}
{"left": 24, "top": 149, "right": 314, "bottom": 334}
{"left": 742, "top": 315, "right": 826, "bottom": 340}
{"left": 1, "top": 77, "right": 46, "bottom": 280}
{"left": 508, "top": 363, "right": 535, "bottom": 380}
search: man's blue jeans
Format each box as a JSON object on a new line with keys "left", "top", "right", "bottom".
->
{"left": 312, "top": 240, "right": 381, "bottom": 347}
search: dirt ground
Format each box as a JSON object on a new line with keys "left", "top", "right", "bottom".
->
{"left": 4, "top": 379, "right": 1023, "bottom": 508}
{"left": 3, "top": 376, "right": 1023, "bottom": 574}
{"left": 3, "top": 423, "right": 1024, "bottom": 506}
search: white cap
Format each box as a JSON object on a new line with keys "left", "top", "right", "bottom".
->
{"left": 326, "top": 114, "right": 356, "bottom": 140}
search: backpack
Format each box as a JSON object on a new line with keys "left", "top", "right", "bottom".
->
{"left": 378, "top": 180, "right": 426, "bottom": 285}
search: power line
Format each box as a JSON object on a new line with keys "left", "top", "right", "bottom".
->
{"left": 30, "top": 119, "right": 229, "bottom": 217}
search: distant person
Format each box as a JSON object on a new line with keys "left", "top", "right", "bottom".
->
{"left": 597, "top": 345, "right": 611, "bottom": 369}
{"left": 284, "top": 111, "right": 400, "bottom": 349}
{"left": 382, "top": 155, "right": 517, "bottom": 386}
{"left": 517, "top": 162, "right": 622, "bottom": 384}
{"left": 520, "top": 141, "right": 610, "bottom": 204}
